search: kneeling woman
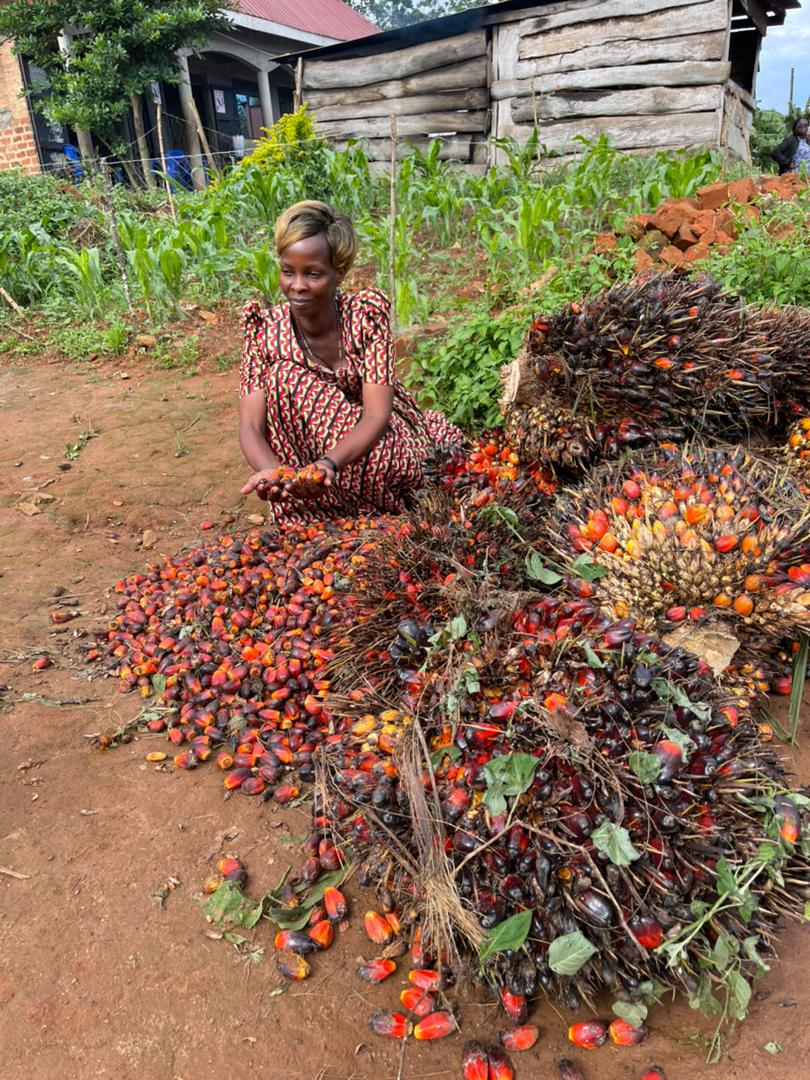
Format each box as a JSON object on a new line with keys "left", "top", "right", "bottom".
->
{"left": 239, "top": 200, "right": 463, "bottom": 524}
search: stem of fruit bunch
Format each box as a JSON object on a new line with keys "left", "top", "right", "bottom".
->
{"left": 786, "top": 633, "right": 809, "bottom": 745}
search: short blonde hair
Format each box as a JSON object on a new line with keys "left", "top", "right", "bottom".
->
{"left": 274, "top": 200, "right": 357, "bottom": 275}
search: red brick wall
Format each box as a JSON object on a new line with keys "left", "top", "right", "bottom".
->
{"left": 0, "top": 41, "right": 40, "bottom": 173}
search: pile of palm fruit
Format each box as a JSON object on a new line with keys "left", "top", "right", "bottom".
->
{"left": 89, "top": 272, "right": 810, "bottom": 1076}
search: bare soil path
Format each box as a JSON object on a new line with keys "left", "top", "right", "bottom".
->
{"left": 1, "top": 330, "right": 808, "bottom": 1080}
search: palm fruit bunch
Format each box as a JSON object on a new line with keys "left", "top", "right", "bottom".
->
{"left": 314, "top": 556, "right": 810, "bottom": 1022}
{"left": 504, "top": 272, "right": 810, "bottom": 472}
{"left": 550, "top": 445, "right": 810, "bottom": 703}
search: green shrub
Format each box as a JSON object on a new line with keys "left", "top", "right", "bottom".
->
{"left": 0, "top": 169, "right": 94, "bottom": 238}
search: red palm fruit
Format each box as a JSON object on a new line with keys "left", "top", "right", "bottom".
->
{"left": 32, "top": 657, "right": 52, "bottom": 670}
{"left": 666, "top": 605, "right": 686, "bottom": 622}
{"left": 400, "top": 987, "right": 436, "bottom": 1018}
{"left": 568, "top": 1021, "right": 607, "bottom": 1050}
{"left": 223, "top": 767, "right": 252, "bottom": 790}
{"left": 411, "top": 925, "right": 426, "bottom": 965}
{"left": 714, "top": 534, "right": 738, "bottom": 553}
{"left": 215, "top": 750, "right": 234, "bottom": 770}
{"left": 217, "top": 857, "right": 243, "bottom": 877}
{"left": 654, "top": 739, "right": 683, "bottom": 780}
{"left": 240, "top": 776, "right": 265, "bottom": 796}
{"left": 323, "top": 886, "right": 347, "bottom": 921}
{"left": 641, "top": 1069, "right": 666, "bottom": 1080}
{"left": 622, "top": 480, "right": 641, "bottom": 500}
{"left": 364, "top": 910, "right": 393, "bottom": 945}
{"left": 357, "top": 958, "right": 396, "bottom": 983}
{"left": 309, "top": 920, "right": 334, "bottom": 951}
{"left": 368, "top": 1012, "right": 409, "bottom": 1039}
{"left": 487, "top": 1046, "right": 514, "bottom": 1080}
{"left": 276, "top": 949, "right": 310, "bottom": 980}
{"left": 499, "top": 1025, "right": 539, "bottom": 1051}
{"left": 500, "top": 988, "right": 528, "bottom": 1025}
{"left": 173, "top": 750, "right": 198, "bottom": 769}
{"left": 413, "top": 1011, "right": 455, "bottom": 1040}
{"left": 462, "top": 1042, "right": 489, "bottom": 1080}
{"left": 385, "top": 911, "right": 402, "bottom": 934}
{"left": 556, "top": 1061, "right": 586, "bottom": 1080}
{"left": 609, "top": 1019, "right": 647, "bottom": 1046}
{"left": 775, "top": 797, "right": 800, "bottom": 844}
{"left": 272, "top": 784, "right": 299, "bottom": 804}
{"left": 308, "top": 906, "right": 325, "bottom": 926}
{"left": 629, "top": 916, "right": 664, "bottom": 950}
{"left": 409, "top": 968, "right": 442, "bottom": 991}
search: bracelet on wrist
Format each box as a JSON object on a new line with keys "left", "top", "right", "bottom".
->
{"left": 319, "top": 455, "right": 339, "bottom": 474}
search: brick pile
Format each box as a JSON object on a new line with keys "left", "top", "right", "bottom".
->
{"left": 0, "top": 42, "right": 41, "bottom": 174}
{"left": 593, "top": 173, "right": 808, "bottom": 272}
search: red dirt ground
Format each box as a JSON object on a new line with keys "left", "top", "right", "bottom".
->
{"left": 0, "top": 321, "right": 808, "bottom": 1080}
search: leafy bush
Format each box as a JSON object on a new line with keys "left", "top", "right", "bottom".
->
{"left": 237, "top": 105, "right": 323, "bottom": 169}
{"left": 0, "top": 169, "right": 94, "bottom": 239}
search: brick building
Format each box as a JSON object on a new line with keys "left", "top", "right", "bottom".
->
{"left": 0, "top": 1, "right": 376, "bottom": 176}
{"left": 0, "top": 40, "right": 39, "bottom": 173}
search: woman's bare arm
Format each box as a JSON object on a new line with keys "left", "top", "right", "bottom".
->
{"left": 239, "top": 392, "right": 283, "bottom": 496}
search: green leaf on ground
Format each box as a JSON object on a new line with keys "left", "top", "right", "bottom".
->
{"left": 479, "top": 908, "right": 533, "bottom": 962}
{"left": 629, "top": 750, "right": 661, "bottom": 785}
{"left": 201, "top": 880, "right": 265, "bottom": 930}
{"left": 548, "top": 930, "right": 597, "bottom": 975}
{"left": 591, "top": 820, "right": 641, "bottom": 866}
{"left": 612, "top": 1000, "right": 648, "bottom": 1027}
{"left": 482, "top": 753, "right": 540, "bottom": 816}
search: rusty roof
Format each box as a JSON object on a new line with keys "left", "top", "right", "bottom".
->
{"left": 231, "top": 0, "right": 378, "bottom": 41}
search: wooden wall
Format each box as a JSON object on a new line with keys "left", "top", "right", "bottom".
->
{"left": 301, "top": 30, "right": 489, "bottom": 166}
{"left": 300, "top": 0, "right": 743, "bottom": 167}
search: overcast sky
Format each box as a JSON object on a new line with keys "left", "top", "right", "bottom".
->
{"left": 757, "top": 5, "right": 809, "bottom": 111}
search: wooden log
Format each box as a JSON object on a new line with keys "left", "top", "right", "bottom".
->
{"left": 493, "top": 0, "right": 709, "bottom": 32}
{"left": 303, "top": 57, "right": 487, "bottom": 109}
{"left": 511, "top": 84, "right": 719, "bottom": 123}
{"left": 504, "top": 110, "right": 719, "bottom": 153}
{"left": 317, "top": 110, "right": 487, "bottom": 140}
{"left": 332, "top": 135, "right": 474, "bottom": 161}
{"left": 492, "top": 59, "right": 731, "bottom": 100}
{"left": 506, "top": 31, "right": 725, "bottom": 87}
{"left": 314, "top": 88, "right": 489, "bottom": 123}
{"left": 519, "top": 0, "right": 726, "bottom": 61}
{"left": 302, "top": 30, "right": 486, "bottom": 90}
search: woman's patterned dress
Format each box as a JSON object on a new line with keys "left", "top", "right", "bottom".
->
{"left": 240, "top": 287, "right": 464, "bottom": 525}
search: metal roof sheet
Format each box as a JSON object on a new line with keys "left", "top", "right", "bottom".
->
{"left": 231, "top": 0, "right": 378, "bottom": 41}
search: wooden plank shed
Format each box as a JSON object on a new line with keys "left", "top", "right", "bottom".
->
{"left": 282, "top": 0, "right": 802, "bottom": 168}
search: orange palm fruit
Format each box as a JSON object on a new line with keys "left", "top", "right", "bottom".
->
{"left": 384, "top": 911, "right": 402, "bottom": 934}
{"left": 368, "top": 1012, "right": 409, "bottom": 1039}
{"left": 400, "top": 987, "right": 436, "bottom": 1017}
{"left": 462, "top": 1041, "right": 489, "bottom": 1080}
{"left": 32, "top": 657, "right": 52, "bottom": 670}
{"left": 500, "top": 987, "right": 527, "bottom": 1025}
{"left": 223, "top": 767, "right": 252, "bottom": 789}
{"left": 215, "top": 750, "right": 234, "bottom": 769}
{"left": 714, "top": 534, "right": 738, "bottom": 553}
{"left": 202, "top": 874, "right": 223, "bottom": 894}
{"left": 568, "top": 1020, "right": 607, "bottom": 1050}
{"left": 364, "top": 910, "right": 393, "bottom": 945}
{"left": 309, "top": 919, "right": 334, "bottom": 950}
{"left": 413, "top": 1011, "right": 456, "bottom": 1040}
{"left": 356, "top": 958, "right": 396, "bottom": 983}
{"left": 487, "top": 1046, "right": 514, "bottom": 1080}
{"left": 684, "top": 504, "right": 707, "bottom": 525}
{"left": 323, "top": 886, "right": 347, "bottom": 921}
{"left": 276, "top": 949, "right": 310, "bottom": 980}
{"left": 146, "top": 751, "right": 167, "bottom": 762}
{"left": 608, "top": 1018, "right": 647, "bottom": 1046}
{"left": 217, "top": 857, "right": 242, "bottom": 877}
{"left": 499, "top": 1025, "right": 539, "bottom": 1051}
{"left": 732, "top": 595, "right": 754, "bottom": 616}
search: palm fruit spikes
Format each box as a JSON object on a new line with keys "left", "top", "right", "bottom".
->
{"left": 505, "top": 273, "right": 810, "bottom": 472}
{"left": 784, "top": 416, "right": 810, "bottom": 484}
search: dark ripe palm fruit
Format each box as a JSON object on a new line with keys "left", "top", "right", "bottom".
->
{"left": 413, "top": 1011, "right": 456, "bottom": 1040}
{"left": 609, "top": 1019, "right": 647, "bottom": 1046}
{"left": 308, "top": 919, "right": 334, "bottom": 951}
{"left": 240, "top": 775, "right": 265, "bottom": 796}
{"left": 487, "top": 1046, "right": 514, "bottom": 1080}
{"left": 400, "top": 987, "right": 436, "bottom": 1017}
{"left": 274, "top": 930, "right": 317, "bottom": 955}
{"left": 654, "top": 739, "right": 684, "bottom": 781}
{"left": 568, "top": 1021, "right": 607, "bottom": 1050}
{"left": 629, "top": 916, "right": 664, "bottom": 950}
{"left": 369, "top": 1011, "right": 410, "bottom": 1039}
{"left": 356, "top": 958, "right": 396, "bottom": 983}
{"left": 276, "top": 949, "right": 310, "bottom": 981}
{"left": 462, "top": 1041, "right": 489, "bottom": 1080}
{"left": 640, "top": 1069, "right": 667, "bottom": 1080}
{"left": 364, "top": 910, "right": 393, "bottom": 945}
{"left": 223, "top": 767, "right": 252, "bottom": 790}
{"left": 323, "top": 886, "right": 347, "bottom": 921}
{"left": 499, "top": 1025, "right": 539, "bottom": 1051}
{"left": 500, "top": 988, "right": 528, "bottom": 1025}
{"left": 556, "top": 1061, "right": 586, "bottom": 1080}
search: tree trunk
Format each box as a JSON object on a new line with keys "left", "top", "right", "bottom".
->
{"left": 130, "top": 93, "right": 155, "bottom": 189}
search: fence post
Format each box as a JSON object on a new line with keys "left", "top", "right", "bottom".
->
{"left": 156, "top": 100, "right": 177, "bottom": 222}
{"left": 100, "top": 159, "right": 134, "bottom": 315}
{"left": 388, "top": 113, "right": 398, "bottom": 336}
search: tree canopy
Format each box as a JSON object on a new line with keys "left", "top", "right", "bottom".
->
{"left": 349, "top": 1, "right": 484, "bottom": 30}
{"left": 0, "top": 0, "right": 228, "bottom": 148}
